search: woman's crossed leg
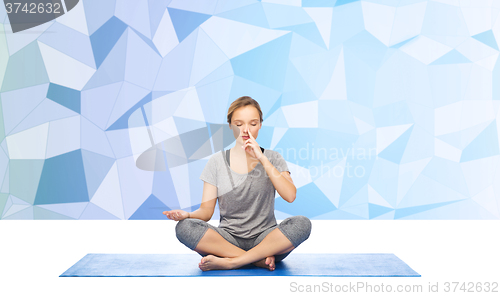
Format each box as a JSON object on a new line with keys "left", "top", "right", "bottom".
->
{"left": 175, "top": 216, "right": 311, "bottom": 271}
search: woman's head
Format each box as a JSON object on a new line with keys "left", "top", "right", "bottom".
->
{"left": 227, "top": 96, "right": 263, "bottom": 143}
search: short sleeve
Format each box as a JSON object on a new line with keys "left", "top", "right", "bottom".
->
{"left": 271, "top": 151, "right": 291, "bottom": 175}
{"left": 199, "top": 155, "right": 218, "bottom": 186}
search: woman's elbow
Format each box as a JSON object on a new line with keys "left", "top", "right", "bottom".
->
{"left": 286, "top": 190, "right": 297, "bottom": 203}
{"left": 199, "top": 208, "right": 214, "bottom": 221}
{"left": 204, "top": 212, "right": 214, "bottom": 222}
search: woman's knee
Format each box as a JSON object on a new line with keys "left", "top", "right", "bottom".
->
{"left": 293, "top": 215, "right": 312, "bottom": 239}
{"left": 175, "top": 218, "right": 192, "bottom": 235}
{"left": 175, "top": 218, "right": 207, "bottom": 249}
{"left": 279, "top": 215, "right": 312, "bottom": 247}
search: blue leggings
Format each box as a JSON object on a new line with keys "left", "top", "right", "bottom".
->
{"left": 175, "top": 215, "right": 312, "bottom": 263}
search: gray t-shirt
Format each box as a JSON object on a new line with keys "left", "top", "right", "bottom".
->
{"left": 199, "top": 148, "right": 290, "bottom": 239}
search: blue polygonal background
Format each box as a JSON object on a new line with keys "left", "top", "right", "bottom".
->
{"left": 1, "top": 0, "right": 499, "bottom": 220}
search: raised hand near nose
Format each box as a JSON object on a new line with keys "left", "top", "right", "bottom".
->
{"left": 242, "top": 130, "right": 263, "bottom": 160}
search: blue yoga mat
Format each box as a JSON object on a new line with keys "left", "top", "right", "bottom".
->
{"left": 60, "top": 253, "right": 420, "bottom": 277}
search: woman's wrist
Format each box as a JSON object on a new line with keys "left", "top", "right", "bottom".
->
{"left": 187, "top": 212, "right": 190, "bottom": 218}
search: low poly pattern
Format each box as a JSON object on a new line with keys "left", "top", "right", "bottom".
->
{"left": 0, "top": 0, "right": 499, "bottom": 220}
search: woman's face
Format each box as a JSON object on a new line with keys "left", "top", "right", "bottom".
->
{"left": 230, "top": 105, "right": 262, "bottom": 145}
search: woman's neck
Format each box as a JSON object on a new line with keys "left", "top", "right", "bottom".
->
{"left": 230, "top": 145, "right": 246, "bottom": 156}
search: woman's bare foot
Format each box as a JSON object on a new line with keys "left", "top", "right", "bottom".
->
{"left": 252, "top": 255, "right": 276, "bottom": 271}
{"left": 198, "top": 255, "right": 235, "bottom": 271}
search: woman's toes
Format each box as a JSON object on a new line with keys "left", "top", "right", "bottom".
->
{"left": 199, "top": 255, "right": 212, "bottom": 267}
{"left": 263, "top": 256, "right": 276, "bottom": 271}
{"left": 269, "top": 257, "right": 275, "bottom": 270}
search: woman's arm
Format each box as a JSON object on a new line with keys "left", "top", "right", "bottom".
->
{"left": 259, "top": 155, "right": 296, "bottom": 203}
{"left": 163, "top": 181, "right": 217, "bottom": 221}
{"left": 242, "top": 130, "right": 296, "bottom": 202}
{"left": 188, "top": 181, "right": 217, "bottom": 221}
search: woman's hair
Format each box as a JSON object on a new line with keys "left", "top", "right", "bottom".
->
{"left": 227, "top": 96, "right": 263, "bottom": 124}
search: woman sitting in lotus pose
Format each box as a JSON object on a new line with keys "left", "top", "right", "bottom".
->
{"left": 163, "top": 96, "right": 312, "bottom": 271}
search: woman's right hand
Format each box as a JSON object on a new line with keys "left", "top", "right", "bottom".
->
{"left": 163, "top": 210, "right": 189, "bottom": 221}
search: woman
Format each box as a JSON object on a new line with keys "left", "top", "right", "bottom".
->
{"left": 163, "top": 96, "right": 312, "bottom": 271}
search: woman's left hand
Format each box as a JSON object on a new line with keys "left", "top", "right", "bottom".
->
{"left": 242, "top": 130, "right": 264, "bottom": 161}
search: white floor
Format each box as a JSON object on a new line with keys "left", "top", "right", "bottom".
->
{"left": 1, "top": 220, "right": 499, "bottom": 296}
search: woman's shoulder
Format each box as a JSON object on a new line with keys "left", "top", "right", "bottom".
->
{"left": 203, "top": 150, "right": 225, "bottom": 166}
{"left": 263, "top": 148, "right": 285, "bottom": 160}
